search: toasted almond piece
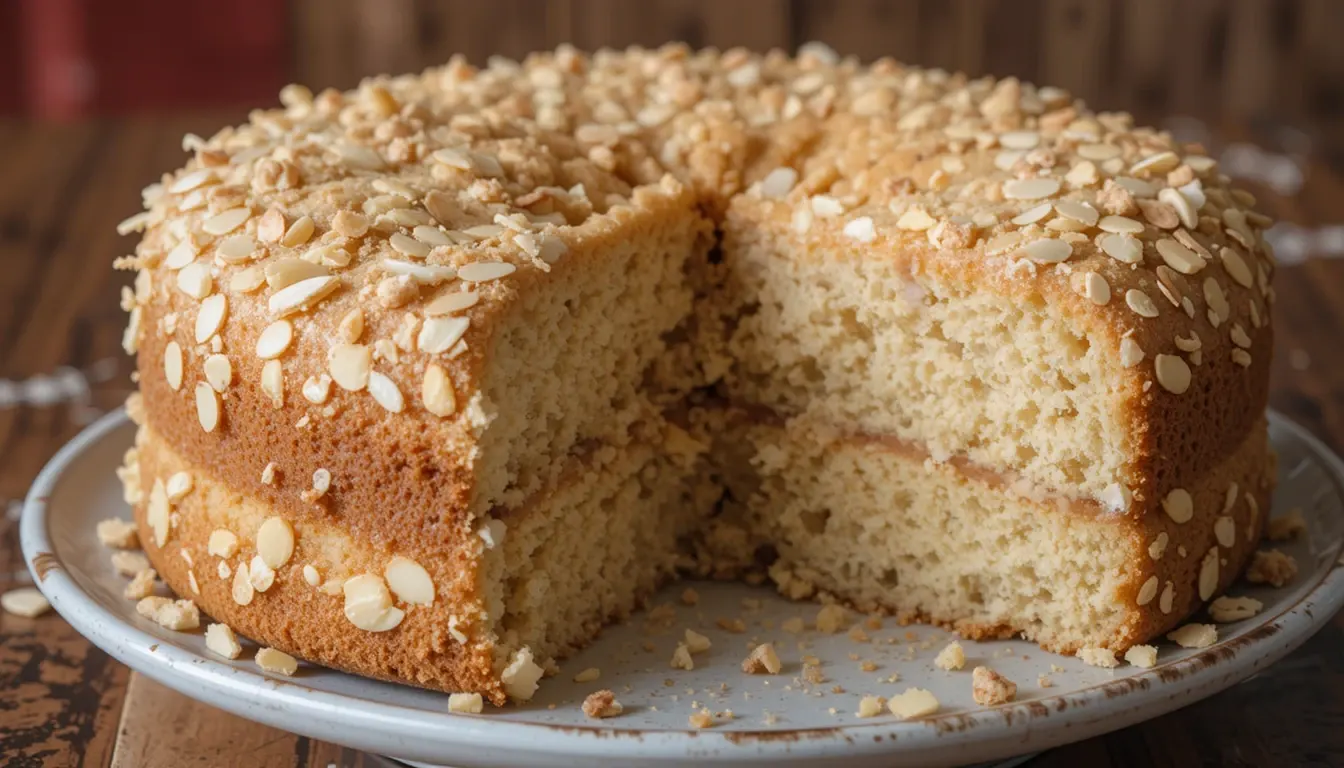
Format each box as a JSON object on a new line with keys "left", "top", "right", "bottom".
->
{"left": 257, "top": 516, "right": 295, "bottom": 569}
{"left": 207, "top": 529, "right": 238, "bottom": 558}
{"left": 888, "top": 688, "right": 940, "bottom": 719}
{"left": 342, "top": 574, "right": 405, "bottom": 632}
{"left": 255, "top": 647, "right": 299, "bottom": 675}
{"left": 448, "top": 692, "right": 484, "bottom": 714}
{"left": 123, "top": 568, "right": 157, "bottom": 600}
{"left": 96, "top": 518, "right": 139, "bottom": 549}
{"left": 205, "top": 623, "right": 243, "bottom": 659}
{"left": 136, "top": 596, "right": 200, "bottom": 631}
{"left": 2, "top": 587, "right": 51, "bottom": 618}
{"left": 384, "top": 555, "right": 435, "bottom": 605}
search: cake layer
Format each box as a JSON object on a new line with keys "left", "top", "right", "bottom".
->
{"left": 701, "top": 410, "right": 1273, "bottom": 652}
{"left": 126, "top": 417, "right": 714, "bottom": 705}
{"left": 706, "top": 110, "right": 1274, "bottom": 515}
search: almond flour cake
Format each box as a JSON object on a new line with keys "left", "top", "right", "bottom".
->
{"left": 114, "top": 43, "right": 1277, "bottom": 705}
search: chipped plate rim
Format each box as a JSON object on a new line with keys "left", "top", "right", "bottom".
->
{"left": 20, "top": 408, "right": 1344, "bottom": 767}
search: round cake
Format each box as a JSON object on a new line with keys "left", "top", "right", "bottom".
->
{"left": 114, "top": 43, "right": 1277, "bottom": 705}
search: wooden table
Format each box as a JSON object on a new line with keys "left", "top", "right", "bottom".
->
{"left": 1, "top": 112, "right": 1342, "bottom": 767}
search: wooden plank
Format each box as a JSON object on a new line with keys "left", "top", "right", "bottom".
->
{"left": 111, "top": 674, "right": 303, "bottom": 768}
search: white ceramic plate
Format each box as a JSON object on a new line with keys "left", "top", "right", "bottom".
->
{"left": 20, "top": 409, "right": 1344, "bottom": 767}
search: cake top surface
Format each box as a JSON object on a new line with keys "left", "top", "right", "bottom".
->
{"left": 115, "top": 42, "right": 1275, "bottom": 441}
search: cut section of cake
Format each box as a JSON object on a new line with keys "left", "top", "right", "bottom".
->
{"left": 114, "top": 44, "right": 1277, "bottom": 705}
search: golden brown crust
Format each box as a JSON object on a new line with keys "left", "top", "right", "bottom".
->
{"left": 131, "top": 422, "right": 507, "bottom": 703}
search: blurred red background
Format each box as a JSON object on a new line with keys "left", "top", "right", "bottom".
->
{"left": 3, "top": 0, "right": 1341, "bottom": 139}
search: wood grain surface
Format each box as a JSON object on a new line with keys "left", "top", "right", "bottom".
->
{"left": 0, "top": 108, "right": 1342, "bottom": 766}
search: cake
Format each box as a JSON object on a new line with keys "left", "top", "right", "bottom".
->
{"left": 113, "top": 43, "right": 1277, "bottom": 705}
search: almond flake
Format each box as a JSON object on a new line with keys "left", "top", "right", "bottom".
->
{"left": 203, "top": 208, "right": 251, "bottom": 236}
{"left": 256, "top": 320, "right": 294, "bottom": 359}
{"left": 1002, "top": 177, "right": 1061, "bottom": 200}
{"left": 843, "top": 216, "right": 876, "bottom": 242}
{"left": 329, "top": 344, "right": 371, "bottom": 391}
{"left": 177, "top": 263, "right": 214, "bottom": 299}
{"left": 422, "top": 364, "right": 456, "bottom": 417}
{"left": 195, "top": 382, "right": 221, "bottom": 432}
{"left": 203, "top": 354, "right": 232, "bottom": 392}
{"left": 367, "top": 371, "right": 404, "bottom": 412}
{"left": 1019, "top": 237, "right": 1072, "bottom": 264}
{"left": 164, "top": 342, "right": 184, "bottom": 390}
{"left": 1125, "top": 289, "right": 1159, "bottom": 318}
{"left": 1156, "top": 239, "right": 1202, "bottom": 275}
{"left": 194, "top": 294, "right": 228, "bottom": 343}
{"left": 425, "top": 291, "right": 479, "bottom": 316}
{"left": 457, "top": 262, "right": 516, "bottom": 282}
{"left": 268, "top": 276, "right": 339, "bottom": 316}
{"left": 1119, "top": 337, "right": 1144, "bottom": 368}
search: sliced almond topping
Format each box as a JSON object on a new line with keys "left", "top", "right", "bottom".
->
{"left": 177, "top": 262, "right": 214, "bottom": 299}
{"left": 1020, "top": 238, "right": 1072, "bottom": 264}
{"left": 302, "top": 374, "right": 333, "bottom": 404}
{"left": 1125, "top": 289, "right": 1160, "bottom": 318}
{"left": 281, "top": 215, "right": 316, "bottom": 247}
{"left": 194, "top": 294, "right": 228, "bottom": 343}
{"left": 425, "top": 291, "right": 479, "bottom": 316}
{"left": 203, "top": 207, "right": 251, "bottom": 236}
{"left": 269, "top": 275, "right": 339, "bottom": 316}
{"left": 249, "top": 554, "right": 276, "bottom": 592}
{"left": 385, "top": 556, "right": 435, "bottom": 605}
{"left": 257, "top": 516, "right": 295, "bottom": 569}
{"left": 1054, "top": 199, "right": 1099, "bottom": 226}
{"left": 1137, "top": 575, "right": 1159, "bottom": 606}
{"left": 229, "top": 266, "right": 265, "bottom": 293}
{"left": 1099, "top": 233, "right": 1142, "bottom": 264}
{"left": 1082, "top": 272, "right": 1110, "bottom": 305}
{"left": 164, "top": 342, "right": 184, "bottom": 391}
{"left": 207, "top": 529, "right": 239, "bottom": 558}
{"left": 260, "top": 360, "right": 284, "bottom": 408}
{"left": 1002, "top": 177, "right": 1061, "bottom": 200}
{"left": 195, "top": 382, "right": 221, "bottom": 432}
{"left": 1155, "top": 238, "right": 1203, "bottom": 275}
{"left": 457, "top": 261, "right": 516, "bottom": 282}
{"left": 1198, "top": 547, "right": 1221, "bottom": 601}
{"left": 1162, "top": 488, "right": 1194, "bottom": 523}
{"left": 1097, "top": 215, "right": 1144, "bottom": 234}
{"left": 329, "top": 344, "right": 371, "bottom": 391}
{"left": 1011, "top": 203, "right": 1052, "bottom": 226}
{"left": 1159, "top": 581, "right": 1175, "bottom": 614}
{"left": 165, "top": 471, "right": 193, "bottom": 501}
{"left": 1154, "top": 354, "right": 1192, "bottom": 394}
{"left": 203, "top": 354, "right": 232, "bottom": 392}
{"left": 165, "top": 240, "right": 198, "bottom": 270}
{"left": 422, "top": 364, "right": 457, "bottom": 417}
{"left": 367, "top": 371, "right": 404, "bottom": 413}
{"left": 216, "top": 234, "right": 255, "bottom": 263}
{"left": 146, "top": 479, "right": 171, "bottom": 547}
{"left": 231, "top": 562, "right": 255, "bottom": 605}
{"left": 1119, "top": 336, "right": 1144, "bottom": 368}
{"left": 265, "top": 257, "right": 328, "bottom": 291}
{"left": 389, "top": 232, "right": 431, "bottom": 259}
{"left": 342, "top": 574, "right": 405, "bottom": 632}
{"left": 418, "top": 316, "right": 471, "bottom": 354}
{"left": 256, "top": 320, "right": 295, "bottom": 359}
